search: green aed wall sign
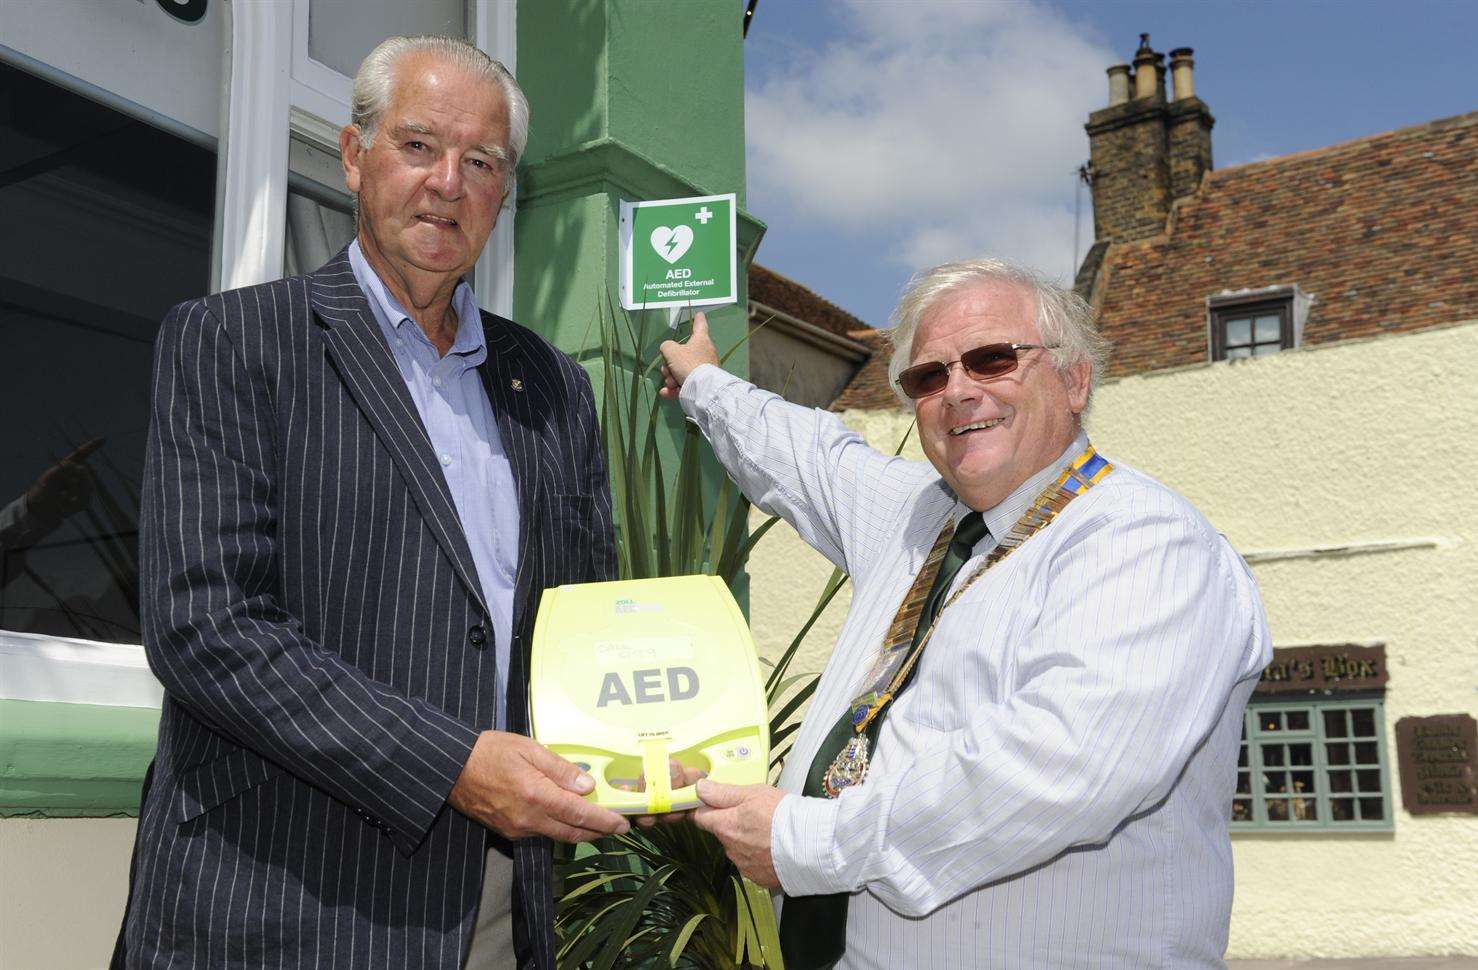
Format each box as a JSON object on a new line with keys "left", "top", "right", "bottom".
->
{"left": 619, "top": 193, "right": 737, "bottom": 311}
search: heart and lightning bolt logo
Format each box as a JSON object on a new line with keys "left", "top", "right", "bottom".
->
{"left": 649, "top": 225, "right": 694, "bottom": 264}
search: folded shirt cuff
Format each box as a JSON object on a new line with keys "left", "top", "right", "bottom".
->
{"left": 773, "top": 792, "right": 849, "bottom": 897}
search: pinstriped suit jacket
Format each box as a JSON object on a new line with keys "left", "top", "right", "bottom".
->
{"left": 124, "top": 249, "right": 615, "bottom": 968}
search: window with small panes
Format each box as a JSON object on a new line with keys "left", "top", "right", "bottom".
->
{"left": 1232, "top": 698, "right": 1392, "bottom": 830}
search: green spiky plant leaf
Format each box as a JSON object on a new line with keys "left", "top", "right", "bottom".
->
{"left": 555, "top": 301, "right": 848, "bottom": 969}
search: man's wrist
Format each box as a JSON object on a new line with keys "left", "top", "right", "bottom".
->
{"left": 771, "top": 791, "right": 849, "bottom": 897}
{"left": 676, "top": 362, "right": 738, "bottom": 415}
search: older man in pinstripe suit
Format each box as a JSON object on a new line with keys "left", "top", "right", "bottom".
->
{"left": 117, "top": 37, "right": 626, "bottom": 969}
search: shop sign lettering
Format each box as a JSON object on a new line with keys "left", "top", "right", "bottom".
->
{"left": 1254, "top": 644, "right": 1388, "bottom": 696}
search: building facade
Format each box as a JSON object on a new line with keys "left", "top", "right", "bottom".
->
{"left": 0, "top": 3, "right": 757, "bottom": 965}
{"left": 752, "top": 36, "right": 1478, "bottom": 960}
{"left": 747, "top": 263, "right": 874, "bottom": 410}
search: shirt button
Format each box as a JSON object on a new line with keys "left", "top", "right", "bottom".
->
{"left": 433, "top": 377, "right": 443, "bottom": 388}
{"left": 440, "top": 454, "right": 452, "bottom": 466}
{"left": 468, "top": 624, "right": 488, "bottom": 647}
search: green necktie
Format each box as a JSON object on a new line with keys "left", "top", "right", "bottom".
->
{"left": 779, "top": 512, "right": 988, "bottom": 970}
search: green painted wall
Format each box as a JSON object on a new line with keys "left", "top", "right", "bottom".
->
{"left": 514, "top": 0, "right": 762, "bottom": 612}
{"left": 0, "top": 700, "right": 157, "bottom": 816}
{"left": 513, "top": 0, "right": 761, "bottom": 363}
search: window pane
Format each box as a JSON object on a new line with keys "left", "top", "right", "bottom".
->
{"left": 1351, "top": 708, "right": 1376, "bottom": 737}
{"left": 1326, "top": 743, "right": 1350, "bottom": 765}
{"left": 1359, "top": 797, "right": 1385, "bottom": 821}
{"left": 1237, "top": 742, "right": 1248, "bottom": 768}
{"left": 1357, "top": 769, "right": 1382, "bottom": 793}
{"left": 1324, "top": 710, "right": 1348, "bottom": 738}
{"left": 1254, "top": 314, "right": 1283, "bottom": 342}
{"left": 1292, "top": 795, "right": 1317, "bottom": 821}
{"left": 1261, "top": 744, "right": 1285, "bottom": 767}
{"left": 1289, "top": 742, "right": 1313, "bottom": 766}
{"left": 1236, "top": 772, "right": 1251, "bottom": 795}
{"left": 1224, "top": 317, "right": 1252, "bottom": 345}
{"left": 1286, "top": 710, "right": 1310, "bottom": 731}
{"left": 309, "top": 0, "right": 469, "bottom": 78}
{"left": 1259, "top": 711, "right": 1284, "bottom": 732}
{"left": 1355, "top": 741, "right": 1380, "bottom": 764}
{"left": 1231, "top": 799, "right": 1252, "bottom": 822}
{"left": 1330, "top": 798, "right": 1355, "bottom": 821}
{"left": 1265, "top": 771, "right": 1289, "bottom": 794}
{"left": 1224, "top": 346, "right": 1252, "bottom": 359}
{"left": 1251, "top": 342, "right": 1283, "bottom": 357}
{"left": 285, "top": 191, "right": 356, "bottom": 277}
{"left": 0, "top": 63, "right": 214, "bottom": 643}
{"left": 1329, "top": 770, "right": 1353, "bottom": 793}
{"left": 1266, "top": 799, "right": 1290, "bottom": 821}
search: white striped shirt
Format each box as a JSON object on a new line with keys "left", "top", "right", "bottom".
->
{"left": 680, "top": 365, "right": 1271, "bottom": 969}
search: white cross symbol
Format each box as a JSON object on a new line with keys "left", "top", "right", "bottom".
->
{"left": 694, "top": 206, "right": 713, "bottom": 225}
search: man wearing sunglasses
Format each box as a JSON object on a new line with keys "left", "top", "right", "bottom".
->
{"left": 658, "top": 257, "right": 1270, "bottom": 969}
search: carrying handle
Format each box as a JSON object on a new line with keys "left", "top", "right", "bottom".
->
{"left": 581, "top": 741, "right": 703, "bottom": 815}
{"left": 640, "top": 738, "right": 673, "bottom": 814}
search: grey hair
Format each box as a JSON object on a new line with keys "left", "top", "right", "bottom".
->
{"left": 887, "top": 257, "right": 1111, "bottom": 410}
{"left": 351, "top": 35, "right": 529, "bottom": 175}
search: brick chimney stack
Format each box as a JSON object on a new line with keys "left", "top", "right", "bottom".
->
{"left": 1083, "top": 35, "right": 1214, "bottom": 246}
{"left": 1166, "top": 47, "right": 1214, "bottom": 200}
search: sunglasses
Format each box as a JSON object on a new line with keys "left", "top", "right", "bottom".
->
{"left": 894, "top": 342, "right": 1058, "bottom": 400}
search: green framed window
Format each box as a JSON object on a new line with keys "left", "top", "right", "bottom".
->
{"left": 1232, "top": 697, "right": 1392, "bottom": 831}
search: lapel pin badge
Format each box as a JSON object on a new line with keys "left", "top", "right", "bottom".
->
{"left": 510, "top": 378, "right": 524, "bottom": 392}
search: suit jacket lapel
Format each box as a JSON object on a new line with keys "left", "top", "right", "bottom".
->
{"left": 307, "top": 249, "right": 491, "bottom": 620}
{"left": 479, "top": 314, "right": 546, "bottom": 732}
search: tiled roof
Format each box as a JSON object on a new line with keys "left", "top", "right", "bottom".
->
{"left": 1093, "top": 110, "right": 1478, "bottom": 376}
{"left": 829, "top": 328, "right": 900, "bottom": 411}
{"left": 748, "top": 263, "right": 870, "bottom": 337}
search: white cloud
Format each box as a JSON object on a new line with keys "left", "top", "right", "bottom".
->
{"left": 746, "top": 0, "right": 1113, "bottom": 282}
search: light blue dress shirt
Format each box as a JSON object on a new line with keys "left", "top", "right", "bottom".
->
{"left": 348, "top": 240, "right": 519, "bottom": 730}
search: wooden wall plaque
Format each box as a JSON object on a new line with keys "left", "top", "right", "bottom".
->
{"left": 1254, "top": 644, "right": 1388, "bottom": 696}
{"left": 1395, "top": 714, "right": 1478, "bottom": 816}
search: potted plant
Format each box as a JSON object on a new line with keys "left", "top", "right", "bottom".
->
{"left": 553, "top": 302, "right": 848, "bottom": 969}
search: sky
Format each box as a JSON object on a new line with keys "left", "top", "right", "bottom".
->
{"left": 742, "top": 0, "right": 1478, "bottom": 330}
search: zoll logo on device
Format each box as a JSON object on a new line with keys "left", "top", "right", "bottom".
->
{"left": 530, "top": 575, "right": 770, "bottom": 815}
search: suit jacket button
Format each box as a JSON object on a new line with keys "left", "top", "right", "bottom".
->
{"left": 468, "top": 624, "right": 488, "bottom": 647}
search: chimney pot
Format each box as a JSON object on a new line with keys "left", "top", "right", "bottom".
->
{"left": 1132, "top": 35, "right": 1163, "bottom": 100}
{"left": 1106, "top": 64, "right": 1131, "bottom": 106}
{"left": 1169, "top": 47, "right": 1195, "bottom": 101}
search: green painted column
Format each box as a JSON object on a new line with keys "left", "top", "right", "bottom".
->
{"left": 514, "top": 1, "right": 763, "bottom": 602}
{"left": 513, "top": 1, "right": 762, "bottom": 362}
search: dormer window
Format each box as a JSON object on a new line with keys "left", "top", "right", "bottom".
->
{"left": 1207, "top": 287, "right": 1308, "bottom": 362}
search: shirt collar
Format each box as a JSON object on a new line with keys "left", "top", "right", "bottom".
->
{"left": 348, "top": 238, "right": 486, "bottom": 361}
{"left": 954, "top": 430, "right": 1092, "bottom": 543}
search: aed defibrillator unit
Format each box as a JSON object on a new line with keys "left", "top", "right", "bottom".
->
{"left": 529, "top": 575, "right": 770, "bottom": 815}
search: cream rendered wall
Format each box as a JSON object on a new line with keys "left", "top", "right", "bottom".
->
{"left": 0, "top": 818, "right": 136, "bottom": 967}
{"left": 746, "top": 321, "right": 1478, "bottom": 959}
